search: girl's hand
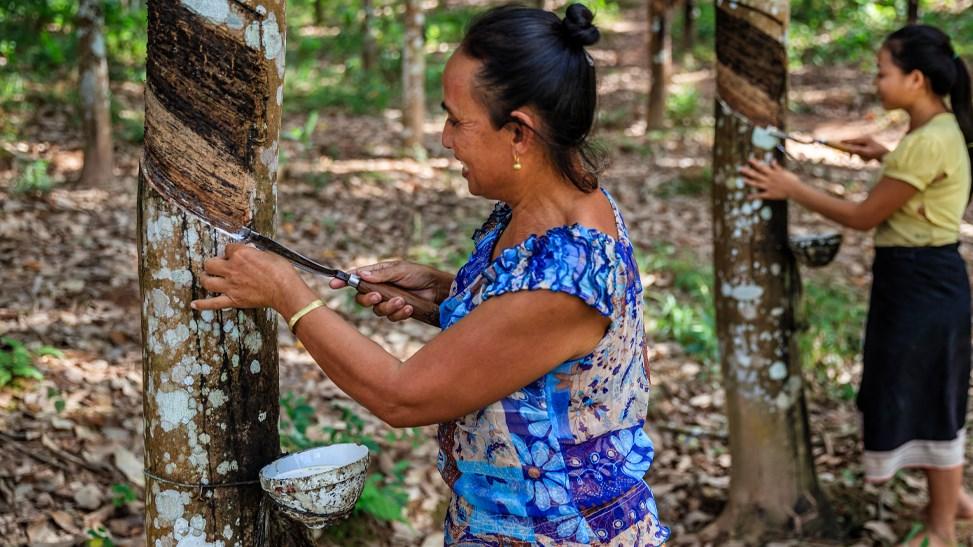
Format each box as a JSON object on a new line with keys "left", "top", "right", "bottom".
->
{"left": 330, "top": 260, "right": 452, "bottom": 322}
{"left": 838, "top": 136, "right": 888, "bottom": 162}
{"left": 191, "top": 243, "right": 302, "bottom": 311}
{"left": 740, "top": 159, "right": 801, "bottom": 200}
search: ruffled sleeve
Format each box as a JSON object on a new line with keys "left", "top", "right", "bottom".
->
{"left": 477, "top": 227, "right": 617, "bottom": 317}
{"left": 882, "top": 131, "right": 945, "bottom": 191}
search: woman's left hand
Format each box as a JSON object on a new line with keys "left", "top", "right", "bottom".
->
{"left": 740, "top": 159, "right": 801, "bottom": 200}
{"left": 191, "top": 243, "right": 301, "bottom": 311}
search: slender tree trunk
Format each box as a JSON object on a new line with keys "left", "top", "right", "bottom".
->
{"left": 907, "top": 0, "right": 919, "bottom": 24}
{"left": 402, "top": 0, "right": 425, "bottom": 153}
{"left": 646, "top": 0, "right": 670, "bottom": 130}
{"left": 362, "top": 0, "right": 378, "bottom": 72}
{"left": 681, "top": 0, "right": 695, "bottom": 53}
{"left": 78, "top": 0, "right": 113, "bottom": 187}
{"left": 139, "top": 2, "right": 311, "bottom": 545}
{"left": 314, "top": 0, "right": 324, "bottom": 25}
{"left": 707, "top": 1, "right": 832, "bottom": 541}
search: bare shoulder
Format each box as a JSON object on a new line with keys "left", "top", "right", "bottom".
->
{"left": 571, "top": 188, "right": 620, "bottom": 239}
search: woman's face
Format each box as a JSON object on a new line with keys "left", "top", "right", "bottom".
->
{"left": 440, "top": 51, "right": 515, "bottom": 199}
{"left": 875, "top": 47, "right": 916, "bottom": 111}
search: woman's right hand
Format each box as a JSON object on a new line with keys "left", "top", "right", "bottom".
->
{"left": 837, "top": 136, "right": 889, "bottom": 162}
{"left": 329, "top": 261, "right": 453, "bottom": 322}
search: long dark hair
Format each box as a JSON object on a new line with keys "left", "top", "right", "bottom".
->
{"left": 884, "top": 25, "right": 973, "bottom": 191}
{"left": 460, "top": 3, "right": 604, "bottom": 192}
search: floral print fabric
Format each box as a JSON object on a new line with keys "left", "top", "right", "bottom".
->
{"left": 437, "top": 188, "right": 670, "bottom": 545}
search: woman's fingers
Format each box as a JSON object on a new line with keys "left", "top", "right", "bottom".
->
{"left": 203, "top": 256, "right": 229, "bottom": 276}
{"left": 746, "top": 159, "right": 772, "bottom": 173}
{"left": 387, "top": 305, "right": 414, "bottom": 322}
{"left": 371, "top": 296, "right": 407, "bottom": 318}
{"left": 739, "top": 166, "right": 765, "bottom": 185}
{"left": 191, "top": 294, "right": 237, "bottom": 311}
{"left": 199, "top": 272, "right": 228, "bottom": 293}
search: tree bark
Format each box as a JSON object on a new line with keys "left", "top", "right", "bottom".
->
{"left": 139, "top": 1, "right": 311, "bottom": 545}
{"left": 708, "top": 1, "right": 832, "bottom": 541}
{"left": 681, "top": 0, "right": 695, "bottom": 53}
{"left": 907, "top": 0, "right": 919, "bottom": 24}
{"left": 646, "top": 0, "right": 670, "bottom": 130}
{"left": 362, "top": 0, "right": 378, "bottom": 73}
{"left": 314, "top": 0, "right": 324, "bottom": 25}
{"left": 78, "top": 0, "right": 113, "bottom": 187}
{"left": 402, "top": 0, "right": 425, "bottom": 153}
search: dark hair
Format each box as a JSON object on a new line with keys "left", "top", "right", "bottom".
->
{"left": 460, "top": 3, "right": 603, "bottom": 192}
{"left": 884, "top": 25, "right": 973, "bottom": 190}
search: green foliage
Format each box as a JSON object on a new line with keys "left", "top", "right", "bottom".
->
{"left": 279, "top": 392, "right": 316, "bottom": 451}
{"left": 85, "top": 527, "right": 114, "bottom": 547}
{"left": 665, "top": 86, "right": 700, "bottom": 127}
{"left": 0, "top": 336, "right": 60, "bottom": 388}
{"left": 47, "top": 387, "right": 66, "bottom": 413}
{"left": 111, "top": 483, "right": 138, "bottom": 508}
{"left": 797, "top": 280, "right": 867, "bottom": 400}
{"left": 12, "top": 159, "right": 55, "bottom": 194}
{"left": 655, "top": 166, "right": 711, "bottom": 198}
{"left": 638, "top": 245, "right": 719, "bottom": 367}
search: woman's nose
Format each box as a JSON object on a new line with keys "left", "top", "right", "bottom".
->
{"left": 441, "top": 124, "right": 453, "bottom": 149}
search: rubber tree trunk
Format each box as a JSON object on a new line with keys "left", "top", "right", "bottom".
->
{"left": 362, "top": 0, "right": 378, "bottom": 73}
{"left": 907, "top": 0, "right": 919, "bottom": 24}
{"left": 402, "top": 0, "right": 425, "bottom": 153}
{"left": 78, "top": 0, "right": 113, "bottom": 187}
{"left": 708, "top": 1, "right": 832, "bottom": 541}
{"left": 138, "top": 2, "right": 310, "bottom": 545}
{"left": 646, "top": 0, "right": 670, "bottom": 130}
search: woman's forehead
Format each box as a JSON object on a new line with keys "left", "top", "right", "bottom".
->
{"left": 443, "top": 53, "right": 479, "bottom": 102}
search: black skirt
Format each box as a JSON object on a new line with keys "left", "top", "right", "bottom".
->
{"left": 857, "top": 243, "right": 972, "bottom": 480}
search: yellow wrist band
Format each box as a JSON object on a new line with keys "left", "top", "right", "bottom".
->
{"left": 288, "top": 299, "right": 324, "bottom": 331}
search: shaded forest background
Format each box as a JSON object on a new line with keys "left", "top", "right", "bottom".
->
{"left": 1, "top": 0, "right": 972, "bottom": 545}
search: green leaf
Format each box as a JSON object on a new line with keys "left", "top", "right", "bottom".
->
{"left": 357, "top": 474, "right": 407, "bottom": 522}
{"left": 36, "top": 346, "right": 63, "bottom": 358}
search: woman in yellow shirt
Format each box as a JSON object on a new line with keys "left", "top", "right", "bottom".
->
{"left": 742, "top": 25, "right": 972, "bottom": 547}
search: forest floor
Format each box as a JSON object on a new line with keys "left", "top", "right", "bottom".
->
{"left": 2, "top": 3, "right": 973, "bottom": 547}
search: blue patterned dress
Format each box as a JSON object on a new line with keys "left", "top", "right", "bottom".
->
{"left": 436, "top": 188, "right": 670, "bottom": 546}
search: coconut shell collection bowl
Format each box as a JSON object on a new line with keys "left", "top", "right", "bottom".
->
{"left": 259, "top": 443, "right": 369, "bottom": 529}
{"left": 789, "top": 232, "right": 842, "bottom": 268}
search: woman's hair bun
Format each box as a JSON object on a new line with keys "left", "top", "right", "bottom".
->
{"left": 562, "top": 4, "right": 599, "bottom": 47}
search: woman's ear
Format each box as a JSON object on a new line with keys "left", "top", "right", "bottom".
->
{"left": 507, "top": 109, "right": 536, "bottom": 150}
{"left": 907, "top": 68, "right": 927, "bottom": 93}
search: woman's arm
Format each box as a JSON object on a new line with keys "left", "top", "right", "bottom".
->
{"left": 740, "top": 159, "right": 918, "bottom": 231}
{"left": 193, "top": 245, "right": 608, "bottom": 427}
{"left": 289, "top": 288, "right": 608, "bottom": 427}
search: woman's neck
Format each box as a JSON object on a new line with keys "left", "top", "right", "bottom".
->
{"left": 906, "top": 94, "right": 949, "bottom": 132}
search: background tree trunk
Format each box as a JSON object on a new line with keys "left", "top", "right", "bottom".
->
{"left": 77, "top": 0, "right": 112, "bottom": 187}
{"left": 362, "top": 0, "right": 378, "bottom": 72}
{"left": 139, "top": 1, "right": 311, "bottom": 545}
{"left": 314, "top": 0, "right": 324, "bottom": 25}
{"left": 907, "top": 0, "right": 919, "bottom": 24}
{"left": 646, "top": 0, "right": 671, "bottom": 130}
{"left": 402, "top": 0, "right": 425, "bottom": 153}
{"left": 681, "top": 0, "right": 695, "bottom": 54}
{"left": 708, "top": 0, "right": 832, "bottom": 541}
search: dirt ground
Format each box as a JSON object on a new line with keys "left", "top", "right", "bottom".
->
{"left": 2, "top": 4, "right": 973, "bottom": 546}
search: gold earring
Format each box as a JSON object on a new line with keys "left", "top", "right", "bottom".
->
{"left": 513, "top": 153, "right": 522, "bottom": 171}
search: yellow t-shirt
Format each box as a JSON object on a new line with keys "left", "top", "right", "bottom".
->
{"left": 874, "top": 112, "right": 971, "bottom": 247}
